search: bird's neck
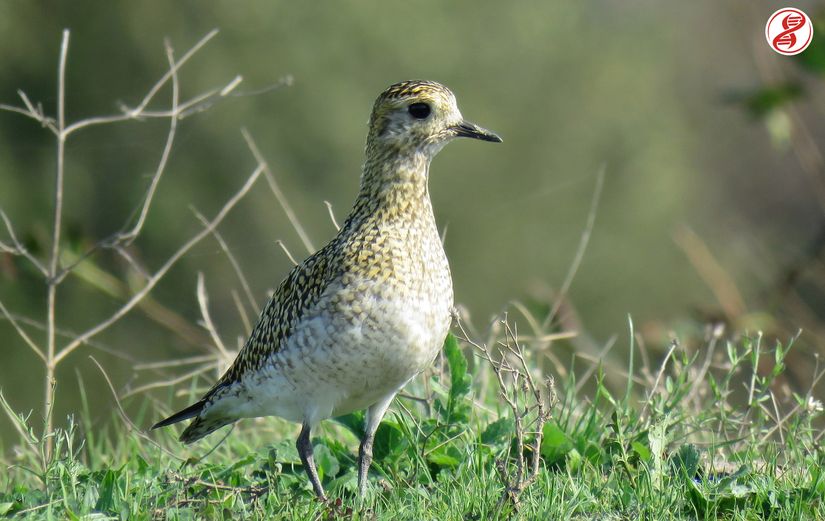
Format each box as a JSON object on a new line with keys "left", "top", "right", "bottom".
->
{"left": 350, "top": 145, "right": 433, "bottom": 221}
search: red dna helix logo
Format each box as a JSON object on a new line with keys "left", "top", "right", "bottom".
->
{"left": 774, "top": 13, "right": 805, "bottom": 49}
{"left": 766, "top": 8, "right": 813, "bottom": 56}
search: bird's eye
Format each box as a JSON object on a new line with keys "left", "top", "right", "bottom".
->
{"left": 407, "top": 102, "right": 431, "bottom": 119}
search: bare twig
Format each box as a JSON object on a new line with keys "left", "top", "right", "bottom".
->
{"left": 639, "top": 339, "right": 678, "bottom": 421}
{"left": 275, "top": 239, "right": 299, "bottom": 266}
{"left": 455, "top": 315, "right": 554, "bottom": 512}
{"left": 193, "top": 209, "right": 257, "bottom": 313}
{"left": 0, "top": 297, "right": 45, "bottom": 361}
{"left": 122, "top": 363, "right": 221, "bottom": 399}
{"left": 43, "top": 29, "right": 71, "bottom": 456}
{"left": 0, "top": 209, "right": 48, "bottom": 276}
{"left": 88, "top": 357, "right": 184, "bottom": 461}
{"left": 0, "top": 90, "right": 58, "bottom": 134}
{"left": 134, "top": 354, "right": 217, "bottom": 371}
{"left": 118, "top": 39, "right": 181, "bottom": 246}
{"left": 59, "top": 248, "right": 208, "bottom": 347}
{"left": 542, "top": 166, "right": 605, "bottom": 329}
{"left": 54, "top": 43, "right": 244, "bottom": 282}
{"left": 59, "top": 30, "right": 222, "bottom": 137}
{"left": 324, "top": 201, "right": 341, "bottom": 231}
{"left": 673, "top": 225, "right": 747, "bottom": 320}
{"left": 242, "top": 128, "right": 315, "bottom": 253}
{"left": 0, "top": 27, "right": 278, "bottom": 461}
{"left": 684, "top": 328, "right": 722, "bottom": 407}
{"left": 53, "top": 162, "right": 264, "bottom": 365}
{"left": 231, "top": 289, "right": 253, "bottom": 335}
{"left": 0, "top": 310, "right": 137, "bottom": 363}
{"left": 196, "top": 272, "right": 231, "bottom": 360}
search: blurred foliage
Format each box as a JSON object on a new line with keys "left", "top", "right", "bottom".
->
{"left": 796, "top": 10, "right": 825, "bottom": 73}
{"left": 728, "top": 83, "right": 803, "bottom": 119}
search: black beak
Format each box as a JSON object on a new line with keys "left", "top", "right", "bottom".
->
{"left": 452, "top": 121, "right": 502, "bottom": 143}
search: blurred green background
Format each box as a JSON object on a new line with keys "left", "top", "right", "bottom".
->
{"left": 1, "top": 1, "right": 824, "bottom": 443}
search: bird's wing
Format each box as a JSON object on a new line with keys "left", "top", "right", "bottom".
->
{"left": 206, "top": 246, "right": 339, "bottom": 397}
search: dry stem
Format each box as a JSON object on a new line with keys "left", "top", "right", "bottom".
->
{"left": 455, "top": 315, "right": 556, "bottom": 512}
{"left": 0, "top": 28, "right": 267, "bottom": 460}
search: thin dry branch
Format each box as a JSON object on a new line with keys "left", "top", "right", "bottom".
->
{"left": 454, "top": 315, "right": 554, "bottom": 512}
{"left": 58, "top": 30, "right": 221, "bottom": 136}
{"left": 54, "top": 39, "right": 244, "bottom": 282}
{"left": 231, "top": 289, "right": 253, "bottom": 335}
{"left": 134, "top": 354, "right": 217, "bottom": 371}
{"left": 542, "top": 165, "right": 605, "bottom": 330}
{"left": 0, "top": 297, "right": 45, "bottom": 361}
{"left": 673, "top": 225, "right": 746, "bottom": 320}
{"left": 196, "top": 272, "right": 231, "bottom": 360}
{"left": 324, "top": 200, "right": 341, "bottom": 231}
{"left": 639, "top": 339, "right": 678, "bottom": 421}
{"left": 89, "top": 357, "right": 184, "bottom": 461}
{"left": 759, "top": 353, "right": 825, "bottom": 444}
{"left": 242, "top": 128, "right": 315, "bottom": 254}
{"left": 573, "top": 334, "right": 618, "bottom": 394}
{"left": 117, "top": 39, "right": 181, "bottom": 246}
{"left": 0, "top": 209, "right": 48, "bottom": 276}
{"left": 0, "top": 28, "right": 275, "bottom": 460}
{"left": 0, "top": 310, "right": 137, "bottom": 363}
{"left": 193, "top": 209, "right": 258, "bottom": 313}
{"left": 42, "top": 29, "right": 71, "bottom": 454}
{"left": 276, "top": 239, "right": 299, "bottom": 266}
{"left": 53, "top": 161, "right": 265, "bottom": 365}
{"left": 123, "top": 362, "right": 221, "bottom": 399}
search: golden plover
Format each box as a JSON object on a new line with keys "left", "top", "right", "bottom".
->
{"left": 152, "top": 80, "right": 501, "bottom": 499}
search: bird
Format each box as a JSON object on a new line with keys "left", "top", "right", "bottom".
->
{"left": 152, "top": 79, "right": 501, "bottom": 499}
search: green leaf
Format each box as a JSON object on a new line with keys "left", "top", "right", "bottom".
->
{"left": 596, "top": 376, "right": 616, "bottom": 407}
{"left": 94, "top": 469, "right": 118, "bottom": 512}
{"left": 333, "top": 411, "right": 365, "bottom": 439}
{"left": 670, "top": 444, "right": 700, "bottom": 479}
{"left": 0, "top": 503, "right": 14, "bottom": 515}
{"left": 324, "top": 470, "right": 357, "bottom": 495}
{"left": 540, "top": 422, "right": 573, "bottom": 464}
{"left": 631, "top": 441, "right": 651, "bottom": 462}
{"left": 427, "top": 448, "right": 461, "bottom": 468}
{"left": 481, "top": 417, "right": 514, "bottom": 445}
{"left": 566, "top": 448, "right": 583, "bottom": 471}
{"left": 714, "top": 464, "right": 750, "bottom": 491}
{"left": 217, "top": 452, "right": 256, "bottom": 481}
{"left": 708, "top": 373, "right": 720, "bottom": 399}
{"left": 444, "top": 333, "right": 471, "bottom": 399}
{"left": 133, "top": 454, "right": 149, "bottom": 474}
{"left": 648, "top": 420, "right": 668, "bottom": 489}
{"left": 313, "top": 444, "right": 339, "bottom": 480}
{"left": 373, "top": 421, "right": 406, "bottom": 462}
{"left": 267, "top": 439, "right": 300, "bottom": 465}
{"left": 726, "top": 341, "right": 738, "bottom": 366}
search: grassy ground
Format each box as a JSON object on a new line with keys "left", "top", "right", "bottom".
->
{"left": 1, "top": 326, "right": 824, "bottom": 520}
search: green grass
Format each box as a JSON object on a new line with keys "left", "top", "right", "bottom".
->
{"left": 1, "top": 327, "right": 823, "bottom": 520}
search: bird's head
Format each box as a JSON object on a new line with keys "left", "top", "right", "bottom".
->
{"left": 367, "top": 80, "right": 501, "bottom": 158}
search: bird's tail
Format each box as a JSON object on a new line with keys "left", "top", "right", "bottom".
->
{"left": 151, "top": 399, "right": 233, "bottom": 443}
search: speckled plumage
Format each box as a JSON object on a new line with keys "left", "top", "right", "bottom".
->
{"left": 152, "top": 80, "right": 501, "bottom": 499}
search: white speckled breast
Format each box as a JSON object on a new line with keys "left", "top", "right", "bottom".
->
{"left": 239, "top": 202, "right": 453, "bottom": 427}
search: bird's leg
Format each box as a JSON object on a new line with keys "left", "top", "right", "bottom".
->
{"left": 358, "top": 391, "right": 397, "bottom": 497}
{"left": 297, "top": 423, "right": 327, "bottom": 500}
